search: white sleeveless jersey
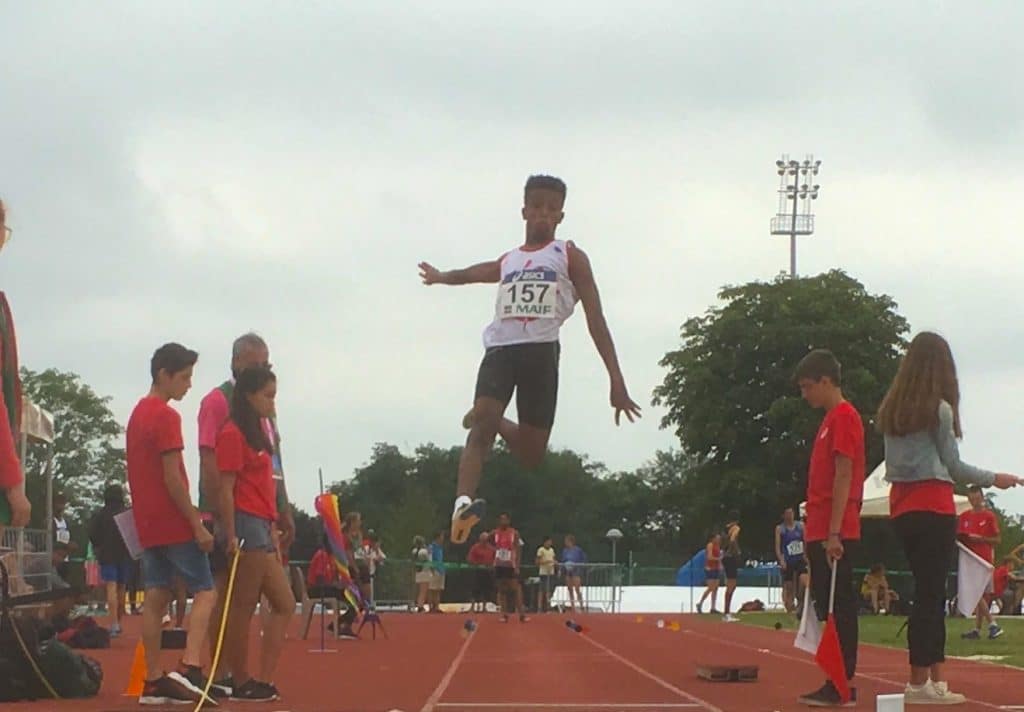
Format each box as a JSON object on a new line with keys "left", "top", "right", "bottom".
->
{"left": 482, "top": 239, "right": 578, "bottom": 348}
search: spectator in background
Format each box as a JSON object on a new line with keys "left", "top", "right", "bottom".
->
{"left": 84, "top": 540, "right": 102, "bottom": 612}
{"left": 363, "top": 530, "right": 387, "bottom": 602}
{"left": 52, "top": 493, "right": 75, "bottom": 581}
{"left": 536, "top": 536, "right": 556, "bottom": 613}
{"left": 994, "top": 556, "right": 1023, "bottom": 615}
{"left": 697, "top": 533, "right": 722, "bottom": 614}
{"left": 412, "top": 535, "right": 430, "bottom": 613}
{"left": 721, "top": 511, "right": 742, "bottom": 623}
{"left": 467, "top": 532, "right": 495, "bottom": 613}
{"left": 958, "top": 486, "right": 1002, "bottom": 640}
{"left": 561, "top": 534, "right": 586, "bottom": 613}
{"left": 427, "top": 530, "right": 446, "bottom": 613}
{"left": 861, "top": 564, "right": 898, "bottom": 614}
{"left": 774, "top": 507, "right": 807, "bottom": 615}
{"left": 89, "top": 483, "right": 132, "bottom": 637}
{"left": 306, "top": 534, "right": 355, "bottom": 638}
{"left": 126, "top": 557, "right": 142, "bottom": 615}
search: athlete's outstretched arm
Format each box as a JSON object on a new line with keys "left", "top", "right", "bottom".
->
{"left": 419, "top": 260, "right": 500, "bottom": 286}
{"left": 568, "top": 245, "right": 641, "bottom": 425}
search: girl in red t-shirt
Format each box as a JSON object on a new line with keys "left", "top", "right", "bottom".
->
{"left": 877, "top": 332, "right": 1021, "bottom": 704}
{"left": 215, "top": 366, "right": 295, "bottom": 703}
{"left": 696, "top": 533, "right": 722, "bottom": 614}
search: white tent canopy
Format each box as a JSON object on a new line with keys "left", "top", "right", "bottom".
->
{"left": 800, "top": 462, "right": 970, "bottom": 519}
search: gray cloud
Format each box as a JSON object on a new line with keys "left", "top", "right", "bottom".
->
{"left": 3, "top": 1, "right": 1024, "bottom": 516}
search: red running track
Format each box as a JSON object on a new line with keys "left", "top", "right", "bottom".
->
{"left": 5, "top": 612, "right": 1023, "bottom": 711}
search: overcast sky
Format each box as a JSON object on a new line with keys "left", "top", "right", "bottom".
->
{"left": 3, "top": 2, "right": 1024, "bottom": 523}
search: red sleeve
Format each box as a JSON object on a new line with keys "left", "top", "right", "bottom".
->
{"left": 154, "top": 404, "right": 184, "bottom": 454}
{"left": 988, "top": 511, "right": 1000, "bottom": 536}
{"left": 831, "top": 407, "right": 862, "bottom": 461}
{"left": 216, "top": 424, "right": 245, "bottom": 474}
{"left": 0, "top": 384, "right": 21, "bottom": 489}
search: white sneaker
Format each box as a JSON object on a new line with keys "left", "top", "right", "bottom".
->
{"left": 722, "top": 614, "right": 739, "bottom": 622}
{"left": 904, "top": 680, "right": 966, "bottom": 705}
{"left": 450, "top": 497, "right": 486, "bottom": 544}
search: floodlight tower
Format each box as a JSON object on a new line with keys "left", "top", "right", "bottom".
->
{"left": 770, "top": 155, "right": 821, "bottom": 278}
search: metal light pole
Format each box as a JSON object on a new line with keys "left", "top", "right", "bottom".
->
{"left": 606, "top": 528, "right": 623, "bottom": 613}
{"left": 770, "top": 154, "right": 821, "bottom": 278}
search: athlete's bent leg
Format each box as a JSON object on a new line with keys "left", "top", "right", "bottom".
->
{"left": 456, "top": 397, "right": 503, "bottom": 499}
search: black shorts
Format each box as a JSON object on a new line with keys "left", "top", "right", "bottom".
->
{"left": 474, "top": 569, "right": 495, "bottom": 599}
{"left": 722, "top": 555, "right": 740, "bottom": 581}
{"left": 494, "top": 566, "right": 519, "bottom": 581}
{"left": 474, "top": 342, "right": 560, "bottom": 429}
{"left": 356, "top": 563, "right": 371, "bottom": 585}
{"left": 783, "top": 560, "right": 807, "bottom": 583}
{"left": 704, "top": 569, "right": 720, "bottom": 583}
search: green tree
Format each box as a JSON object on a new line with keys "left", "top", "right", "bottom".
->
{"left": 19, "top": 367, "right": 125, "bottom": 526}
{"left": 653, "top": 270, "right": 910, "bottom": 558}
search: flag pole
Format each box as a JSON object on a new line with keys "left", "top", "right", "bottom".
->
{"left": 309, "top": 467, "right": 337, "bottom": 654}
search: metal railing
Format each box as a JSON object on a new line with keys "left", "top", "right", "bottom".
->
{"left": 1, "top": 528, "right": 54, "bottom": 597}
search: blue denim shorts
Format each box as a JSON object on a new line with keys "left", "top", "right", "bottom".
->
{"left": 141, "top": 541, "right": 214, "bottom": 593}
{"left": 234, "top": 511, "right": 275, "bottom": 553}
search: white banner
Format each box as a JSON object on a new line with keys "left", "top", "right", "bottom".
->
{"left": 956, "top": 541, "right": 993, "bottom": 618}
{"left": 794, "top": 587, "right": 822, "bottom": 654}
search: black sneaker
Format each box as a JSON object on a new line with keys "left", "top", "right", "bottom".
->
{"left": 139, "top": 674, "right": 203, "bottom": 705}
{"left": 231, "top": 678, "right": 278, "bottom": 702}
{"left": 211, "top": 676, "right": 233, "bottom": 697}
{"left": 798, "top": 681, "right": 857, "bottom": 707}
{"left": 174, "top": 664, "right": 228, "bottom": 700}
{"left": 339, "top": 627, "right": 359, "bottom": 640}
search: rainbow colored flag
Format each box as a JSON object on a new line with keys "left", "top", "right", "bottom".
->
{"left": 314, "top": 493, "right": 365, "bottom": 612}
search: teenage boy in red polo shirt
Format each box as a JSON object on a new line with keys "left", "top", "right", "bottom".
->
{"left": 794, "top": 349, "right": 865, "bottom": 707}
{"left": 127, "top": 343, "right": 218, "bottom": 706}
{"left": 958, "top": 486, "right": 1002, "bottom": 639}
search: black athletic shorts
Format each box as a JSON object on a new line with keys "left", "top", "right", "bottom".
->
{"left": 783, "top": 560, "right": 807, "bottom": 583}
{"left": 722, "top": 555, "right": 740, "bottom": 581}
{"left": 474, "top": 342, "right": 560, "bottom": 429}
{"left": 494, "top": 566, "right": 519, "bottom": 581}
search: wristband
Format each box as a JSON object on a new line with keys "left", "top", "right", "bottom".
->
{"left": 828, "top": 532, "right": 841, "bottom": 538}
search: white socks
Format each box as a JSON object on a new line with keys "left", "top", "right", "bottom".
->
{"left": 454, "top": 495, "right": 472, "bottom": 516}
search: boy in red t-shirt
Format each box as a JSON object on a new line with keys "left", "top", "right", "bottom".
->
{"left": 958, "top": 486, "right": 1002, "bottom": 639}
{"left": 794, "top": 349, "right": 865, "bottom": 707}
{"left": 126, "top": 343, "right": 217, "bottom": 706}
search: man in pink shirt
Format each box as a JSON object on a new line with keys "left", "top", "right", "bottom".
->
{"left": 198, "top": 333, "right": 293, "bottom": 693}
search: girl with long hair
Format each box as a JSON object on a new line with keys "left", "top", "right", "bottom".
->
{"left": 877, "top": 332, "right": 1020, "bottom": 704}
{"left": 216, "top": 366, "right": 295, "bottom": 702}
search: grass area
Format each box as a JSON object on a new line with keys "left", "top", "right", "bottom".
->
{"left": 741, "top": 611, "right": 1024, "bottom": 668}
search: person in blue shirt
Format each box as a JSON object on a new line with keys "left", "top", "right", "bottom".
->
{"left": 560, "top": 534, "right": 587, "bottom": 613}
{"left": 427, "top": 530, "right": 446, "bottom": 613}
{"left": 774, "top": 507, "right": 807, "bottom": 614}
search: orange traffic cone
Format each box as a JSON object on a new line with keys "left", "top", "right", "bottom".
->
{"left": 123, "top": 640, "right": 146, "bottom": 696}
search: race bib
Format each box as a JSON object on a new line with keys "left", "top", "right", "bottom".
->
{"left": 786, "top": 540, "right": 805, "bottom": 557}
{"left": 56, "top": 529, "right": 71, "bottom": 544}
{"left": 497, "top": 269, "right": 558, "bottom": 319}
{"left": 495, "top": 548, "right": 513, "bottom": 562}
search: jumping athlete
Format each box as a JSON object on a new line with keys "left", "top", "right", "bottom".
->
{"left": 418, "top": 175, "right": 641, "bottom": 543}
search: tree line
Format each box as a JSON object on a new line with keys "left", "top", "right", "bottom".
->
{"left": 18, "top": 269, "right": 1023, "bottom": 573}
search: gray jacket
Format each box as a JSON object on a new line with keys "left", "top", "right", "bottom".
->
{"left": 883, "top": 400, "right": 995, "bottom": 487}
